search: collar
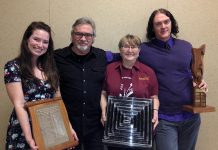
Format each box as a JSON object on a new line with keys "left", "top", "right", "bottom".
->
{"left": 152, "top": 36, "right": 174, "bottom": 48}
{"left": 114, "top": 60, "right": 141, "bottom": 71}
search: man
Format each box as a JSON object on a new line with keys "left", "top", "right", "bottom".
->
{"left": 54, "top": 17, "right": 106, "bottom": 150}
{"left": 139, "top": 8, "right": 208, "bottom": 150}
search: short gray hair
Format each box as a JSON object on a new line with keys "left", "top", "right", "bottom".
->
{"left": 71, "top": 17, "right": 96, "bottom": 36}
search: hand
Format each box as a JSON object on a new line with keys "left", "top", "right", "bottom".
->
{"left": 152, "top": 109, "right": 159, "bottom": 130}
{"left": 71, "top": 127, "right": 79, "bottom": 141}
{"left": 193, "top": 79, "right": 208, "bottom": 92}
{"left": 199, "top": 80, "right": 208, "bottom": 92}
{"left": 27, "top": 138, "right": 38, "bottom": 150}
{"left": 101, "top": 111, "right": 107, "bottom": 126}
{"left": 67, "top": 127, "right": 79, "bottom": 150}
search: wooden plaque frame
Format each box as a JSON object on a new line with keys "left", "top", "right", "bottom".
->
{"left": 25, "top": 97, "right": 78, "bottom": 150}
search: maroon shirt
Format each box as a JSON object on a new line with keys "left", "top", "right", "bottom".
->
{"left": 103, "top": 60, "right": 158, "bottom": 98}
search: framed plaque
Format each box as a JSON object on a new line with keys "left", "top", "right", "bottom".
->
{"left": 102, "top": 96, "right": 153, "bottom": 148}
{"left": 25, "top": 97, "right": 78, "bottom": 150}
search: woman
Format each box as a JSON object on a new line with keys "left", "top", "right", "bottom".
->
{"left": 4, "top": 21, "right": 77, "bottom": 150}
{"left": 139, "top": 8, "right": 208, "bottom": 150}
{"left": 101, "top": 34, "right": 159, "bottom": 150}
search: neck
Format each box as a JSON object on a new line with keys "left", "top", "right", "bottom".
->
{"left": 31, "top": 57, "right": 38, "bottom": 67}
{"left": 122, "top": 60, "right": 136, "bottom": 69}
{"left": 156, "top": 36, "right": 171, "bottom": 42}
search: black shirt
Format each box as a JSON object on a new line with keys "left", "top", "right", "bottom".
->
{"left": 54, "top": 43, "right": 107, "bottom": 137}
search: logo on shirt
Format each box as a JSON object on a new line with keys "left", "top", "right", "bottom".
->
{"left": 138, "top": 76, "right": 149, "bottom": 80}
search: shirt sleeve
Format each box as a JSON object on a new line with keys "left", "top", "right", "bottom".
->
{"left": 105, "top": 50, "right": 121, "bottom": 64}
{"left": 4, "top": 60, "right": 21, "bottom": 84}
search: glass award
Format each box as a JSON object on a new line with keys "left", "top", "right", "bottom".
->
{"left": 102, "top": 96, "right": 153, "bottom": 148}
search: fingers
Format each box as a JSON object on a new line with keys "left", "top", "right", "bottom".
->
{"left": 101, "top": 112, "right": 107, "bottom": 126}
{"left": 72, "top": 129, "right": 79, "bottom": 141}
{"left": 198, "top": 80, "right": 208, "bottom": 92}
{"left": 28, "top": 139, "right": 38, "bottom": 150}
{"left": 193, "top": 80, "right": 208, "bottom": 93}
{"left": 152, "top": 110, "right": 159, "bottom": 130}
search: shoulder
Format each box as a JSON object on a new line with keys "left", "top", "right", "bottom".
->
{"left": 140, "top": 41, "right": 154, "bottom": 53}
{"left": 4, "top": 59, "right": 21, "bottom": 83}
{"left": 106, "top": 61, "right": 121, "bottom": 73}
{"left": 136, "top": 61, "right": 156, "bottom": 75}
{"left": 107, "top": 61, "right": 120, "bottom": 69}
{"left": 140, "top": 41, "right": 150, "bottom": 48}
{"left": 92, "top": 47, "right": 105, "bottom": 56}
{"left": 54, "top": 45, "right": 70, "bottom": 57}
{"left": 91, "top": 47, "right": 107, "bottom": 63}
{"left": 137, "top": 61, "right": 153, "bottom": 70}
{"left": 174, "top": 39, "right": 192, "bottom": 48}
{"left": 4, "top": 59, "right": 20, "bottom": 70}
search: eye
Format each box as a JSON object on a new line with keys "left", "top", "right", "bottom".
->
{"left": 43, "top": 40, "right": 49, "bottom": 44}
{"left": 83, "top": 33, "right": 93, "bottom": 38}
{"left": 33, "top": 37, "right": 40, "bottom": 42}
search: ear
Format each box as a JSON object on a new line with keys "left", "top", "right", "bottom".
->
{"left": 200, "top": 44, "right": 206, "bottom": 55}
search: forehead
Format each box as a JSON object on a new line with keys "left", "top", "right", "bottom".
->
{"left": 153, "top": 13, "right": 170, "bottom": 22}
{"left": 123, "top": 40, "right": 137, "bottom": 46}
{"left": 31, "top": 29, "right": 49, "bottom": 39}
{"left": 74, "top": 24, "right": 93, "bottom": 33}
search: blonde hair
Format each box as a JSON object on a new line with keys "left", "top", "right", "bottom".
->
{"left": 118, "top": 34, "right": 141, "bottom": 49}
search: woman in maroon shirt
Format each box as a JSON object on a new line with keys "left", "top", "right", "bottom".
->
{"left": 100, "top": 34, "right": 159, "bottom": 150}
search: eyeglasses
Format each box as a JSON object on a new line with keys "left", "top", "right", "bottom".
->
{"left": 73, "top": 32, "right": 94, "bottom": 40}
{"left": 122, "top": 45, "right": 139, "bottom": 50}
{"left": 154, "top": 19, "right": 171, "bottom": 28}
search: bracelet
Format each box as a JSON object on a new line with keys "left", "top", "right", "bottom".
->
{"left": 153, "top": 109, "right": 158, "bottom": 111}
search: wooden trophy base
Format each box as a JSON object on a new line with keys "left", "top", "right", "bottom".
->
{"left": 182, "top": 105, "right": 216, "bottom": 113}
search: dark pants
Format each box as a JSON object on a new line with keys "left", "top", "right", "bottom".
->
{"left": 155, "top": 114, "right": 201, "bottom": 150}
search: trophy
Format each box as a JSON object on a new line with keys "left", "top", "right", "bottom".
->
{"left": 183, "top": 45, "right": 215, "bottom": 113}
{"left": 102, "top": 96, "right": 153, "bottom": 149}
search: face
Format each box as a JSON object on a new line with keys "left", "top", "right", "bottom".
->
{"left": 72, "top": 24, "right": 94, "bottom": 55}
{"left": 28, "top": 29, "right": 49, "bottom": 58}
{"left": 153, "top": 13, "right": 172, "bottom": 41}
{"left": 120, "top": 43, "right": 140, "bottom": 63}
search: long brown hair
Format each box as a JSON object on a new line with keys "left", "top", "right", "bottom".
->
{"left": 16, "top": 21, "right": 59, "bottom": 91}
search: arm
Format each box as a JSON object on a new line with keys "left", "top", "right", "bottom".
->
{"left": 100, "top": 90, "right": 107, "bottom": 126}
{"left": 151, "top": 95, "right": 159, "bottom": 130}
{"left": 105, "top": 51, "right": 121, "bottom": 64}
{"left": 5, "top": 82, "right": 38, "bottom": 150}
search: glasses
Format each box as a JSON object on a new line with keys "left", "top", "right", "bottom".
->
{"left": 154, "top": 19, "right": 171, "bottom": 28}
{"left": 73, "top": 32, "right": 94, "bottom": 40}
{"left": 122, "top": 45, "right": 139, "bottom": 50}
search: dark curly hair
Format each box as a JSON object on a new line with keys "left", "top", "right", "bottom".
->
{"left": 146, "top": 8, "right": 179, "bottom": 41}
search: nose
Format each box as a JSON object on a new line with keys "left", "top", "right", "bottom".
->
{"left": 38, "top": 41, "right": 43, "bottom": 47}
{"left": 80, "top": 35, "right": 86, "bottom": 40}
{"left": 128, "top": 47, "right": 133, "bottom": 51}
{"left": 160, "top": 22, "right": 166, "bottom": 28}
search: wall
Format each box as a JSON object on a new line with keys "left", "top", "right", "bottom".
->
{"left": 0, "top": 0, "right": 217, "bottom": 149}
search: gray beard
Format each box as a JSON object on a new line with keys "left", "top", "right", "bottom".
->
{"left": 76, "top": 45, "right": 89, "bottom": 51}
